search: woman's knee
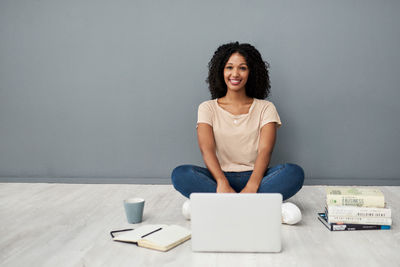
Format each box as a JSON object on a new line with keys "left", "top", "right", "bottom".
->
{"left": 171, "top": 164, "right": 194, "bottom": 187}
{"left": 284, "top": 163, "right": 305, "bottom": 188}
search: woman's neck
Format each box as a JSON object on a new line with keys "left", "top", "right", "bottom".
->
{"left": 220, "top": 90, "right": 252, "bottom": 105}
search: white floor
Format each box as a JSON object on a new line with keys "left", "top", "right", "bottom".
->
{"left": 0, "top": 183, "right": 399, "bottom": 267}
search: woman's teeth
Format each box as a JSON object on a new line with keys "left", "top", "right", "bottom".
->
{"left": 230, "top": 79, "right": 241, "bottom": 85}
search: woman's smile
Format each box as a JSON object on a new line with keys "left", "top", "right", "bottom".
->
{"left": 229, "top": 78, "right": 242, "bottom": 85}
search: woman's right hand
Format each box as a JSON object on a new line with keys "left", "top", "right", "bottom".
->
{"left": 216, "top": 180, "right": 236, "bottom": 193}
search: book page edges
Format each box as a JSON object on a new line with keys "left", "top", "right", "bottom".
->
{"left": 138, "top": 234, "right": 191, "bottom": 252}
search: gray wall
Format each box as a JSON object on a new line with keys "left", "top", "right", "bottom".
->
{"left": 1, "top": 0, "right": 399, "bottom": 185}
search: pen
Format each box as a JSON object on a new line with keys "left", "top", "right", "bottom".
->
{"left": 141, "top": 227, "right": 163, "bottom": 238}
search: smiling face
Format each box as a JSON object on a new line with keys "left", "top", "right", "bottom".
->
{"left": 223, "top": 52, "right": 249, "bottom": 93}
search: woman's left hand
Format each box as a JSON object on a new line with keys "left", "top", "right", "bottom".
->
{"left": 240, "top": 183, "right": 259, "bottom": 193}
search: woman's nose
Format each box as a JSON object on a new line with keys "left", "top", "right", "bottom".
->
{"left": 232, "top": 68, "right": 239, "bottom": 76}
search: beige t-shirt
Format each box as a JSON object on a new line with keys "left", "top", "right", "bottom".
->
{"left": 196, "top": 98, "right": 282, "bottom": 172}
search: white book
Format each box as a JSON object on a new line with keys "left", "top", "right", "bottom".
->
{"left": 111, "top": 224, "right": 191, "bottom": 252}
{"left": 326, "top": 205, "right": 391, "bottom": 218}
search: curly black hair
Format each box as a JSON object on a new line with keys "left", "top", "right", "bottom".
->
{"left": 206, "top": 42, "right": 270, "bottom": 99}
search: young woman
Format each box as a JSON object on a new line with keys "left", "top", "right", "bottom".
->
{"left": 171, "top": 42, "right": 304, "bottom": 224}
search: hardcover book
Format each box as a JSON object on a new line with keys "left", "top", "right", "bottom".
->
{"left": 318, "top": 213, "right": 391, "bottom": 231}
{"left": 326, "top": 187, "right": 385, "bottom": 208}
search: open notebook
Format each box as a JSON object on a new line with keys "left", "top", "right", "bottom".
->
{"left": 111, "top": 224, "right": 191, "bottom": 252}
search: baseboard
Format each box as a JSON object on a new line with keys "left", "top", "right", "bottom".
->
{"left": 305, "top": 177, "right": 400, "bottom": 186}
{"left": 0, "top": 177, "right": 399, "bottom": 186}
{"left": 0, "top": 177, "right": 171, "bottom": 184}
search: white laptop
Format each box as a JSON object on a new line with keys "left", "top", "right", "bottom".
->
{"left": 190, "top": 193, "right": 282, "bottom": 253}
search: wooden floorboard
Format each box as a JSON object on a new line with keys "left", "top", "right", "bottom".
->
{"left": 0, "top": 183, "right": 399, "bottom": 267}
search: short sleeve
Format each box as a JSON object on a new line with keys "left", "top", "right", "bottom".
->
{"left": 260, "top": 102, "right": 282, "bottom": 128}
{"left": 196, "top": 101, "right": 213, "bottom": 128}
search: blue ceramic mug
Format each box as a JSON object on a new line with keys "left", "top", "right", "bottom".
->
{"left": 124, "top": 198, "right": 145, "bottom": 224}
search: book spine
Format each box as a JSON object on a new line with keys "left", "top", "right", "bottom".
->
{"left": 326, "top": 195, "right": 384, "bottom": 208}
{"left": 327, "top": 215, "right": 392, "bottom": 225}
{"left": 331, "top": 223, "right": 391, "bottom": 231}
{"left": 326, "top": 206, "right": 391, "bottom": 218}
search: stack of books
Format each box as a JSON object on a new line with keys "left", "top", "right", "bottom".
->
{"left": 318, "top": 186, "right": 392, "bottom": 231}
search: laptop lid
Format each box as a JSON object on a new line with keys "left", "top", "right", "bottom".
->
{"left": 190, "top": 193, "right": 282, "bottom": 253}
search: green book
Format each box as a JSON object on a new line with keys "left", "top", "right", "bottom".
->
{"left": 326, "top": 187, "right": 385, "bottom": 208}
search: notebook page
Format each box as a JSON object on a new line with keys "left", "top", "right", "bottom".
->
{"left": 113, "top": 224, "right": 167, "bottom": 242}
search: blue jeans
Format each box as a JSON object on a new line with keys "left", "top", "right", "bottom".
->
{"left": 171, "top": 163, "right": 305, "bottom": 201}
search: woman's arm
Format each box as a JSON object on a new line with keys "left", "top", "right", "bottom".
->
{"left": 197, "top": 123, "right": 236, "bottom": 193}
{"left": 240, "top": 122, "right": 277, "bottom": 193}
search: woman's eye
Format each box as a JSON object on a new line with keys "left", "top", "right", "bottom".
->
{"left": 226, "top": 66, "right": 233, "bottom": 69}
{"left": 240, "top": 67, "right": 247, "bottom": 71}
